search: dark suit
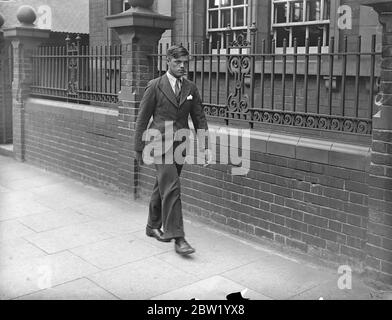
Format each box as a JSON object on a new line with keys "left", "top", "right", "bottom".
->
{"left": 135, "top": 73, "right": 208, "bottom": 240}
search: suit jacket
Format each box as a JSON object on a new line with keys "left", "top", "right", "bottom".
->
{"left": 134, "top": 73, "right": 208, "bottom": 156}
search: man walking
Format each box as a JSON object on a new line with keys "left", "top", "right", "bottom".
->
{"left": 135, "top": 45, "right": 209, "bottom": 255}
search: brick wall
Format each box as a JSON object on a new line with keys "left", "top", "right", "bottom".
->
{"left": 138, "top": 125, "right": 371, "bottom": 270}
{"left": 20, "top": 97, "right": 373, "bottom": 271}
{"left": 24, "top": 98, "right": 119, "bottom": 190}
{"left": 0, "top": 45, "right": 12, "bottom": 144}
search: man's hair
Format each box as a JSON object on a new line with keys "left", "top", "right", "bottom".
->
{"left": 167, "top": 45, "right": 189, "bottom": 59}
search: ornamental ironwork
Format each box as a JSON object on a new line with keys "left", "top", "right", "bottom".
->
{"left": 227, "top": 55, "right": 251, "bottom": 117}
{"left": 250, "top": 110, "right": 372, "bottom": 135}
{"left": 66, "top": 34, "right": 80, "bottom": 97}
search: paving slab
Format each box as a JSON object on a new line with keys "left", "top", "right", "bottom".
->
{"left": 75, "top": 200, "right": 148, "bottom": 225}
{"left": 222, "top": 254, "right": 336, "bottom": 300}
{"left": 88, "top": 257, "right": 200, "bottom": 300}
{"left": 0, "top": 185, "right": 10, "bottom": 193}
{"left": 0, "top": 155, "right": 385, "bottom": 300}
{"left": 0, "top": 175, "right": 66, "bottom": 191}
{"left": 0, "top": 238, "right": 47, "bottom": 267}
{"left": 16, "top": 278, "right": 118, "bottom": 300}
{"left": 151, "top": 275, "right": 272, "bottom": 300}
{"left": 0, "top": 251, "right": 100, "bottom": 300}
{"left": 0, "top": 220, "right": 36, "bottom": 242}
{"left": 288, "top": 277, "right": 373, "bottom": 300}
{"left": 80, "top": 217, "right": 145, "bottom": 237}
{"left": 30, "top": 182, "right": 114, "bottom": 210}
{"left": 17, "top": 208, "right": 93, "bottom": 232}
{"left": 23, "top": 223, "right": 114, "bottom": 254}
{"left": 0, "top": 191, "right": 52, "bottom": 221}
{"left": 70, "top": 236, "right": 167, "bottom": 270}
{"left": 155, "top": 223, "right": 273, "bottom": 279}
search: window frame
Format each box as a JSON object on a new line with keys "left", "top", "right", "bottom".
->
{"left": 206, "top": 0, "right": 250, "bottom": 53}
{"left": 271, "top": 0, "right": 331, "bottom": 53}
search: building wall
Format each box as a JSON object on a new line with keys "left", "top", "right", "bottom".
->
{"left": 24, "top": 98, "right": 119, "bottom": 189}
{"left": 20, "top": 96, "right": 371, "bottom": 270}
{"left": 89, "top": 0, "right": 107, "bottom": 47}
{"left": 137, "top": 125, "right": 371, "bottom": 270}
{"left": 168, "top": 0, "right": 381, "bottom": 54}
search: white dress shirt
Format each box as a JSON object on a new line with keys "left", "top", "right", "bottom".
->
{"left": 166, "top": 72, "right": 182, "bottom": 94}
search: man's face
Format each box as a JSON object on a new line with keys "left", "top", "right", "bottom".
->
{"left": 167, "top": 55, "right": 188, "bottom": 78}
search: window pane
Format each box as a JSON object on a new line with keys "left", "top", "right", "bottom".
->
{"left": 324, "top": 0, "right": 330, "bottom": 20}
{"left": 292, "top": 26, "right": 306, "bottom": 46}
{"left": 233, "top": 0, "right": 244, "bottom": 5}
{"left": 209, "top": 32, "right": 221, "bottom": 49}
{"left": 209, "top": 0, "right": 218, "bottom": 9}
{"left": 274, "top": 3, "right": 287, "bottom": 23}
{"left": 306, "top": 0, "right": 321, "bottom": 21}
{"left": 233, "top": 7, "right": 245, "bottom": 27}
{"left": 220, "top": 0, "right": 231, "bottom": 7}
{"left": 290, "top": 1, "right": 304, "bottom": 23}
{"left": 209, "top": 11, "right": 219, "bottom": 28}
{"left": 308, "top": 25, "right": 323, "bottom": 46}
{"left": 221, "top": 9, "right": 231, "bottom": 28}
{"left": 275, "top": 27, "right": 290, "bottom": 47}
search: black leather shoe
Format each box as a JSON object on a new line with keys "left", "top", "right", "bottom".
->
{"left": 175, "top": 237, "right": 195, "bottom": 255}
{"left": 146, "top": 226, "right": 171, "bottom": 242}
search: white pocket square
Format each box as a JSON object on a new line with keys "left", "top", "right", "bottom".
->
{"left": 187, "top": 95, "right": 193, "bottom": 100}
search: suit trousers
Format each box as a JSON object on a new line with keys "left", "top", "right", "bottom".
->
{"left": 148, "top": 161, "right": 185, "bottom": 240}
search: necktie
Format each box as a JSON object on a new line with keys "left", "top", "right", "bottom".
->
{"left": 175, "top": 79, "right": 181, "bottom": 100}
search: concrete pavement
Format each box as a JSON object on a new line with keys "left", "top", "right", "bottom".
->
{"left": 0, "top": 155, "right": 384, "bottom": 300}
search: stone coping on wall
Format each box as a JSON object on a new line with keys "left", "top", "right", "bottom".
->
{"left": 191, "top": 122, "right": 371, "bottom": 172}
{"left": 27, "top": 98, "right": 119, "bottom": 117}
{"left": 25, "top": 98, "right": 370, "bottom": 172}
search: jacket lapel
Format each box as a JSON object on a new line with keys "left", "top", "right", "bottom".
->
{"left": 158, "top": 74, "right": 179, "bottom": 108}
{"left": 179, "top": 78, "right": 192, "bottom": 107}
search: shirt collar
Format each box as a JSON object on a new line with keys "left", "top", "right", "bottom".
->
{"left": 166, "top": 71, "right": 182, "bottom": 85}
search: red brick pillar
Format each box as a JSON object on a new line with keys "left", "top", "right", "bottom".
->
{"left": 3, "top": 19, "right": 50, "bottom": 160}
{"left": 362, "top": 0, "right": 392, "bottom": 286}
{"left": 0, "top": 30, "right": 6, "bottom": 144}
{"left": 106, "top": 3, "right": 174, "bottom": 197}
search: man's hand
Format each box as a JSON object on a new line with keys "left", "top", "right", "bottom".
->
{"left": 136, "top": 151, "right": 144, "bottom": 165}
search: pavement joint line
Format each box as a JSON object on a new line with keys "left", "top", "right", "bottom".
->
{"left": 65, "top": 249, "right": 106, "bottom": 272}
{"left": 16, "top": 219, "right": 44, "bottom": 234}
{"left": 285, "top": 281, "right": 330, "bottom": 300}
{"left": 84, "top": 276, "right": 122, "bottom": 300}
{"left": 11, "top": 276, "right": 87, "bottom": 300}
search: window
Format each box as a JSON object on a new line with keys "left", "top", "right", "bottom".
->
{"left": 123, "top": 0, "right": 131, "bottom": 11}
{"left": 272, "top": 0, "right": 330, "bottom": 53}
{"left": 207, "top": 0, "right": 249, "bottom": 51}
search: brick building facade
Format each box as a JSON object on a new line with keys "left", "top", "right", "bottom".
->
{"left": 90, "top": 0, "right": 382, "bottom": 54}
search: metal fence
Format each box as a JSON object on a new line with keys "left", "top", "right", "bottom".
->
{"left": 152, "top": 33, "right": 381, "bottom": 135}
{"left": 31, "top": 36, "right": 121, "bottom": 106}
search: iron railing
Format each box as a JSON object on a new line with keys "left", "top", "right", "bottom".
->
{"left": 151, "top": 33, "right": 381, "bottom": 135}
{"left": 31, "top": 36, "right": 122, "bottom": 106}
